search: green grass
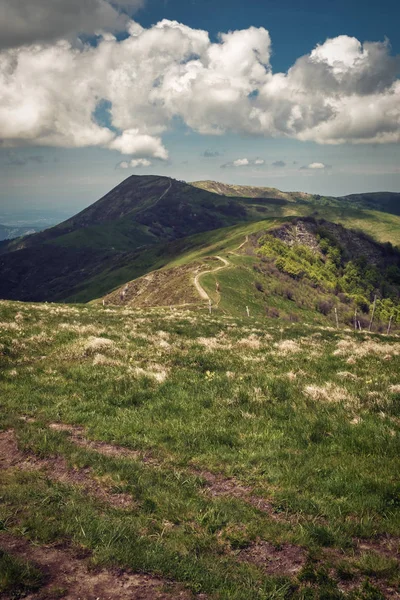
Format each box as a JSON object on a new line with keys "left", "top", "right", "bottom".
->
{"left": 1, "top": 300, "right": 399, "bottom": 598}
{"left": 0, "top": 549, "right": 44, "bottom": 597}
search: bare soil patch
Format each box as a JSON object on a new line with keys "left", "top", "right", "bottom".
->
{"left": 49, "top": 423, "right": 159, "bottom": 466}
{"left": 199, "top": 471, "right": 288, "bottom": 521}
{"left": 355, "top": 534, "right": 400, "bottom": 559}
{"left": 237, "top": 540, "right": 306, "bottom": 576}
{"left": 0, "top": 430, "right": 133, "bottom": 510}
{"left": 0, "top": 533, "right": 194, "bottom": 600}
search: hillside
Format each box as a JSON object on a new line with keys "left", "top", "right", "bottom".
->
{"left": 0, "top": 223, "right": 39, "bottom": 241}
{"left": 1, "top": 299, "right": 400, "bottom": 599}
{"left": 0, "top": 175, "right": 400, "bottom": 305}
{"left": 339, "top": 192, "right": 400, "bottom": 216}
{"left": 103, "top": 217, "right": 400, "bottom": 332}
{"left": 190, "top": 180, "right": 311, "bottom": 202}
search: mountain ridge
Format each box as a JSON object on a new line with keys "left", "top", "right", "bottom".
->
{"left": 0, "top": 175, "right": 399, "bottom": 307}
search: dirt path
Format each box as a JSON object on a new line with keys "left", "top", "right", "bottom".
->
{"left": 0, "top": 430, "right": 133, "bottom": 510}
{"left": 48, "top": 423, "right": 291, "bottom": 523}
{"left": 230, "top": 234, "right": 249, "bottom": 255}
{"left": 135, "top": 179, "right": 172, "bottom": 218}
{"left": 193, "top": 234, "right": 250, "bottom": 303}
{"left": 193, "top": 256, "right": 230, "bottom": 302}
{"left": 0, "top": 533, "right": 193, "bottom": 600}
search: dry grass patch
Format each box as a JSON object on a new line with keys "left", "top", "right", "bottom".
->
{"left": 196, "top": 336, "right": 233, "bottom": 351}
{"left": 304, "top": 382, "right": 352, "bottom": 404}
{"left": 131, "top": 365, "right": 169, "bottom": 383}
{"left": 62, "top": 336, "right": 118, "bottom": 360}
{"left": 58, "top": 322, "right": 106, "bottom": 335}
{"left": 334, "top": 338, "right": 400, "bottom": 360}
{"left": 273, "top": 340, "right": 301, "bottom": 355}
{"left": 237, "top": 334, "right": 263, "bottom": 350}
{"left": 92, "top": 354, "right": 123, "bottom": 367}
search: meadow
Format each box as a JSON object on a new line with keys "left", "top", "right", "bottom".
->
{"left": 0, "top": 300, "right": 399, "bottom": 599}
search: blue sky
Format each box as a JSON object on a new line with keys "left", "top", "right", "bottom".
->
{"left": 0, "top": 0, "right": 399, "bottom": 220}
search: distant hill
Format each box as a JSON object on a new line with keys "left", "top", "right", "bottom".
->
{"left": 0, "top": 174, "right": 399, "bottom": 306}
{"left": 338, "top": 191, "right": 400, "bottom": 216}
{"left": 191, "top": 180, "right": 313, "bottom": 202}
{"left": 0, "top": 223, "right": 40, "bottom": 241}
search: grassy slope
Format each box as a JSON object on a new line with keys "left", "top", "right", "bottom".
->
{"left": 1, "top": 176, "right": 399, "bottom": 305}
{"left": 1, "top": 300, "right": 399, "bottom": 599}
{"left": 69, "top": 203, "right": 400, "bottom": 303}
{"left": 68, "top": 219, "right": 282, "bottom": 302}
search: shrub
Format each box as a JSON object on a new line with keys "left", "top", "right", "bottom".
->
{"left": 317, "top": 299, "right": 333, "bottom": 315}
{"left": 266, "top": 306, "right": 280, "bottom": 318}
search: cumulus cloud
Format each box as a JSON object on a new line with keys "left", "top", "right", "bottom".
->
{"left": 0, "top": 20, "right": 399, "bottom": 160}
{"left": 233, "top": 158, "right": 250, "bottom": 167}
{"left": 300, "top": 162, "right": 331, "bottom": 170}
{"left": 0, "top": 0, "right": 144, "bottom": 50}
{"left": 117, "top": 158, "right": 151, "bottom": 168}
{"left": 108, "top": 130, "right": 168, "bottom": 159}
{"left": 272, "top": 160, "right": 286, "bottom": 167}
{"left": 221, "top": 157, "right": 265, "bottom": 168}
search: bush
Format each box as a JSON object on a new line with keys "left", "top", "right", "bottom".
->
{"left": 266, "top": 306, "right": 280, "bottom": 318}
{"left": 317, "top": 299, "right": 334, "bottom": 315}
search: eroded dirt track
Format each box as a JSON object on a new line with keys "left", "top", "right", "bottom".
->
{"left": 193, "top": 256, "right": 230, "bottom": 302}
{"left": 0, "top": 534, "right": 193, "bottom": 600}
{"left": 0, "top": 429, "right": 133, "bottom": 509}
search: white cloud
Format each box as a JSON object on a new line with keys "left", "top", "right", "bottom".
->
{"left": 308, "top": 162, "right": 326, "bottom": 169}
{"left": 108, "top": 130, "right": 168, "bottom": 159}
{"left": 0, "top": 0, "right": 144, "bottom": 50}
{"left": 221, "top": 157, "right": 266, "bottom": 168}
{"left": 233, "top": 158, "right": 250, "bottom": 167}
{"left": 118, "top": 158, "right": 151, "bottom": 168}
{"left": 0, "top": 21, "right": 399, "bottom": 159}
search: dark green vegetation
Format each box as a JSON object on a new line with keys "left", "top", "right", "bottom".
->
{"left": 255, "top": 219, "right": 400, "bottom": 326}
{"left": 0, "top": 549, "right": 44, "bottom": 597}
{"left": 1, "top": 301, "right": 399, "bottom": 598}
{"left": 0, "top": 175, "right": 399, "bottom": 304}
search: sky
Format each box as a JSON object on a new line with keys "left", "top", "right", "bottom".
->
{"left": 0, "top": 0, "right": 399, "bottom": 221}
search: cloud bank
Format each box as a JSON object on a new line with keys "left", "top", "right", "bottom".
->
{"left": 0, "top": 17, "right": 399, "bottom": 162}
{"left": 0, "top": 0, "right": 144, "bottom": 49}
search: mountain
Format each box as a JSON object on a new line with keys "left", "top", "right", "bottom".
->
{"left": 0, "top": 223, "right": 40, "bottom": 241}
{"left": 0, "top": 175, "right": 399, "bottom": 313}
